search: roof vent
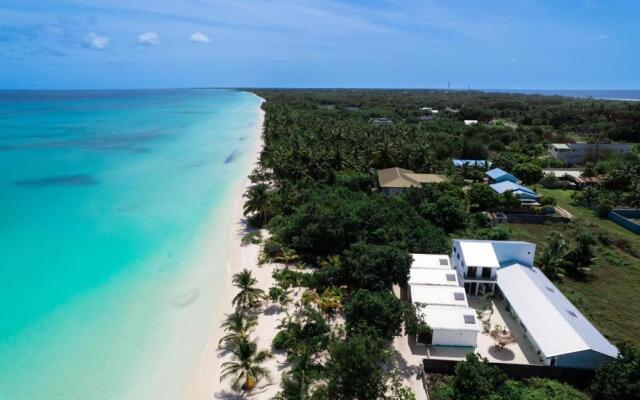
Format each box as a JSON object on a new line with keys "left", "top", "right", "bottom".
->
{"left": 567, "top": 310, "right": 578, "bottom": 318}
{"left": 545, "top": 286, "right": 555, "bottom": 293}
{"left": 463, "top": 315, "right": 476, "bottom": 324}
{"left": 446, "top": 274, "right": 456, "bottom": 282}
{"left": 439, "top": 258, "right": 449, "bottom": 266}
{"left": 454, "top": 292, "right": 465, "bottom": 301}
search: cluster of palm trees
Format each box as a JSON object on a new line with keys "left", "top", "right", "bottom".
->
{"left": 220, "top": 269, "right": 271, "bottom": 392}
{"left": 537, "top": 230, "right": 595, "bottom": 280}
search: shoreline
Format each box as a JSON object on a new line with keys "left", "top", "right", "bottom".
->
{"left": 183, "top": 98, "right": 269, "bottom": 399}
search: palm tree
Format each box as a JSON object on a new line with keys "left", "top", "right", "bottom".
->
{"left": 274, "top": 247, "right": 300, "bottom": 269}
{"left": 627, "top": 180, "right": 640, "bottom": 210}
{"left": 219, "top": 311, "right": 258, "bottom": 347}
{"left": 232, "top": 269, "right": 265, "bottom": 310}
{"left": 243, "top": 183, "right": 271, "bottom": 226}
{"left": 537, "top": 232, "right": 570, "bottom": 280}
{"left": 221, "top": 337, "right": 272, "bottom": 392}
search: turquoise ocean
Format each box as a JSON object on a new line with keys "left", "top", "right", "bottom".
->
{"left": 0, "top": 89, "right": 263, "bottom": 399}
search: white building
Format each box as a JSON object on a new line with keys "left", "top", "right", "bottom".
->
{"left": 464, "top": 119, "right": 479, "bottom": 126}
{"left": 451, "top": 239, "right": 535, "bottom": 296}
{"left": 548, "top": 143, "right": 633, "bottom": 165}
{"left": 450, "top": 239, "right": 618, "bottom": 369}
{"left": 498, "top": 262, "right": 618, "bottom": 369}
{"left": 408, "top": 253, "right": 479, "bottom": 347}
{"left": 419, "top": 305, "right": 479, "bottom": 347}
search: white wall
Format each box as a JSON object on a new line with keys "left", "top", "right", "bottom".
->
{"left": 493, "top": 242, "right": 536, "bottom": 267}
{"left": 432, "top": 329, "right": 477, "bottom": 347}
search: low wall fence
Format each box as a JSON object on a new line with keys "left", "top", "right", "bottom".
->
{"left": 502, "top": 213, "right": 571, "bottom": 224}
{"left": 423, "top": 358, "right": 595, "bottom": 388}
{"left": 608, "top": 209, "right": 640, "bottom": 234}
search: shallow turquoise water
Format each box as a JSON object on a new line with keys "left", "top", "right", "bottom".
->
{"left": 0, "top": 89, "right": 262, "bottom": 399}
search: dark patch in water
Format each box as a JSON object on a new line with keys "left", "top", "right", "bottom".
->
{"left": 238, "top": 136, "right": 247, "bottom": 141}
{"left": 15, "top": 174, "right": 98, "bottom": 187}
{"left": 172, "top": 288, "right": 200, "bottom": 308}
{"left": 1, "top": 129, "right": 169, "bottom": 153}
{"left": 224, "top": 150, "right": 241, "bottom": 164}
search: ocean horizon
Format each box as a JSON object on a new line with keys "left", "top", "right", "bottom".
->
{"left": 0, "top": 89, "right": 263, "bottom": 400}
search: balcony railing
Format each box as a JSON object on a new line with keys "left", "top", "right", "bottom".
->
{"left": 463, "top": 273, "right": 497, "bottom": 281}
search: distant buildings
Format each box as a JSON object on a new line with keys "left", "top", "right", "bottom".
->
{"left": 548, "top": 143, "right": 634, "bottom": 165}
{"left": 453, "top": 159, "right": 491, "bottom": 168}
{"left": 420, "top": 107, "right": 439, "bottom": 114}
{"left": 377, "top": 167, "right": 446, "bottom": 196}
{"left": 490, "top": 181, "right": 540, "bottom": 202}
{"left": 486, "top": 168, "right": 518, "bottom": 184}
{"left": 464, "top": 119, "right": 479, "bottom": 126}
{"left": 542, "top": 168, "right": 601, "bottom": 187}
{"left": 373, "top": 117, "right": 393, "bottom": 126}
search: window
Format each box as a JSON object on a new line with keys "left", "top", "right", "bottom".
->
{"left": 463, "top": 315, "right": 476, "bottom": 324}
{"left": 467, "top": 266, "right": 477, "bottom": 278}
{"left": 454, "top": 292, "right": 465, "bottom": 301}
{"left": 481, "top": 267, "right": 492, "bottom": 279}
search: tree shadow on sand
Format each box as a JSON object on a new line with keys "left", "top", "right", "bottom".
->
{"left": 488, "top": 346, "right": 516, "bottom": 361}
{"left": 391, "top": 349, "right": 423, "bottom": 380}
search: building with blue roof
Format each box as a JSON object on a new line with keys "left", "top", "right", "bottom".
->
{"left": 453, "top": 159, "right": 490, "bottom": 168}
{"left": 486, "top": 168, "right": 518, "bottom": 183}
{"left": 490, "top": 181, "right": 539, "bottom": 201}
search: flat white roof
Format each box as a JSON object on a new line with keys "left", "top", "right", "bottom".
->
{"left": 410, "top": 285, "right": 468, "bottom": 307}
{"left": 411, "top": 254, "right": 451, "bottom": 270}
{"left": 420, "top": 305, "right": 480, "bottom": 331}
{"left": 459, "top": 241, "right": 500, "bottom": 268}
{"left": 498, "top": 263, "right": 618, "bottom": 359}
{"left": 409, "top": 268, "right": 460, "bottom": 286}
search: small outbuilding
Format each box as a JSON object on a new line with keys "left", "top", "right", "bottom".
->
{"left": 419, "top": 305, "right": 480, "bottom": 347}
{"left": 490, "top": 181, "right": 539, "bottom": 201}
{"left": 486, "top": 168, "right": 518, "bottom": 184}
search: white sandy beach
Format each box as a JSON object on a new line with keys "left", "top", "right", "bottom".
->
{"left": 183, "top": 103, "right": 288, "bottom": 400}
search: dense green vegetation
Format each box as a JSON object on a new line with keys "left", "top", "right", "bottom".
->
{"left": 242, "top": 89, "right": 639, "bottom": 399}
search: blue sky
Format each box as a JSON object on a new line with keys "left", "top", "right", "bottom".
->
{"left": 0, "top": 0, "right": 638, "bottom": 89}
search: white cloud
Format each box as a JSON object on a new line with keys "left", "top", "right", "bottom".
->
{"left": 597, "top": 33, "right": 608, "bottom": 40}
{"left": 84, "top": 32, "right": 109, "bottom": 50}
{"left": 189, "top": 32, "right": 210, "bottom": 43}
{"left": 138, "top": 32, "right": 160, "bottom": 46}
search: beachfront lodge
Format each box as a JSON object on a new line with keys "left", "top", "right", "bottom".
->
{"left": 411, "top": 240, "right": 618, "bottom": 369}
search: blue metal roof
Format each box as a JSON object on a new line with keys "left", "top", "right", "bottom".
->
{"left": 486, "top": 167, "right": 511, "bottom": 179}
{"left": 490, "top": 181, "right": 537, "bottom": 196}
